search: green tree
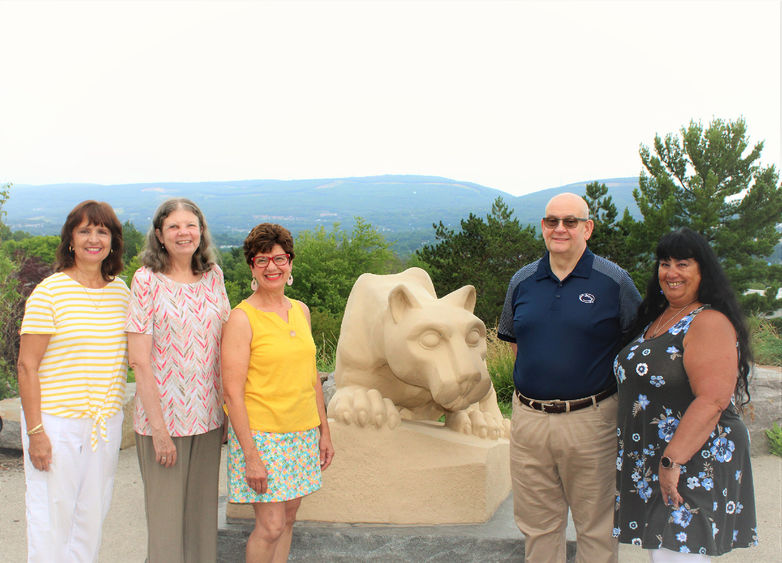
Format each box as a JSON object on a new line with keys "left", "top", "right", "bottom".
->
{"left": 286, "top": 217, "right": 394, "bottom": 317}
{"left": 416, "top": 197, "right": 544, "bottom": 324}
{"left": 122, "top": 220, "right": 145, "bottom": 265}
{"left": 632, "top": 117, "right": 782, "bottom": 307}
{"left": 0, "top": 183, "right": 21, "bottom": 398}
{"left": 2, "top": 235, "right": 60, "bottom": 265}
{"left": 583, "top": 181, "right": 636, "bottom": 269}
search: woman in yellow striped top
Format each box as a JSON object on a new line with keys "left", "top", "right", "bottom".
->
{"left": 17, "top": 200, "right": 129, "bottom": 563}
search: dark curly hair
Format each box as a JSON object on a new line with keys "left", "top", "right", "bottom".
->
{"left": 55, "top": 200, "right": 124, "bottom": 280}
{"left": 626, "top": 227, "right": 752, "bottom": 403}
{"left": 243, "top": 223, "right": 295, "bottom": 265}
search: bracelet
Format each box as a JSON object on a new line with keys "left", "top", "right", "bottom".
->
{"left": 26, "top": 423, "right": 44, "bottom": 436}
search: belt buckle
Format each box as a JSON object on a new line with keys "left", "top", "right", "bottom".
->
{"left": 539, "top": 401, "right": 555, "bottom": 413}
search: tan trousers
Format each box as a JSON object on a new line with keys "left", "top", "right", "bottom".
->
{"left": 135, "top": 427, "right": 222, "bottom": 563}
{"left": 510, "top": 392, "right": 619, "bottom": 563}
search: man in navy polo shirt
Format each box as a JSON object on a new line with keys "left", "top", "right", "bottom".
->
{"left": 498, "top": 192, "right": 640, "bottom": 563}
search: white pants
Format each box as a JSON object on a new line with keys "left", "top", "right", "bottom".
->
{"left": 649, "top": 547, "right": 711, "bottom": 562}
{"left": 22, "top": 410, "right": 123, "bottom": 563}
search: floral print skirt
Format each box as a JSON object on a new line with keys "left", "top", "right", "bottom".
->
{"left": 227, "top": 426, "right": 321, "bottom": 503}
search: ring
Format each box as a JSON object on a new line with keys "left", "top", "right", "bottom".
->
{"left": 161, "top": 457, "right": 167, "bottom": 462}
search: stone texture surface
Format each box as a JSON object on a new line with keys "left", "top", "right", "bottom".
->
{"left": 227, "top": 419, "right": 511, "bottom": 525}
{"left": 743, "top": 365, "right": 782, "bottom": 456}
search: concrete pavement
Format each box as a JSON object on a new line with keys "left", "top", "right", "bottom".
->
{"left": 0, "top": 442, "right": 779, "bottom": 561}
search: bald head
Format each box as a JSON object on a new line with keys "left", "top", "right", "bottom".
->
{"left": 541, "top": 192, "right": 593, "bottom": 263}
{"left": 545, "top": 193, "right": 590, "bottom": 218}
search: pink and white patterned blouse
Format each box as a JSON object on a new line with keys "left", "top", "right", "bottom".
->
{"left": 126, "top": 264, "right": 231, "bottom": 437}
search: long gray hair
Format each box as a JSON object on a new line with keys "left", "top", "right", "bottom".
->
{"left": 139, "top": 198, "right": 218, "bottom": 275}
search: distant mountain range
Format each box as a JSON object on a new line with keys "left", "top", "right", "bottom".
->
{"left": 3, "top": 175, "right": 641, "bottom": 250}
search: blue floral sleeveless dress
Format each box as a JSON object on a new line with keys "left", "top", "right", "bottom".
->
{"left": 612, "top": 306, "right": 757, "bottom": 556}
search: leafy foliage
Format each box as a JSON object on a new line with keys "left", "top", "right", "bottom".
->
{"left": 220, "top": 218, "right": 396, "bottom": 370}
{"left": 486, "top": 326, "right": 515, "bottom": 417}
{"left": 583, "top": 181, "right": 636, "bottom": 270}
{"left": 766, "top": 422, "right": 782, "bottom": 457}
{"left": 2, "top": 235, "right": 60, "bottom": 265}
{"left": 285, "top": 218, "right": 395, "bottom": 316}
{"left": 122, "top": 221, "right": 145, "bottom": 266}
{"left": 630, "top": 118, "right": 782, "bottom": 307}
{"left": 416, "top": 197, "right": 544, "bottom": 324}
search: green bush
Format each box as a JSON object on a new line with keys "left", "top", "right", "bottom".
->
{"left": 748, "top": 315, "right": 782, "bottom": 367}
{"left": 765, "top": 422, "right": 782, "bottom": 457}
{"left": 486, "top": 327, "right": 515, "bottom": 417}
{"left": 0, "top": 359, "right": 18, "bottom": 400}
{"left": 311, "top": 307, "right": 341, "bottom": 373}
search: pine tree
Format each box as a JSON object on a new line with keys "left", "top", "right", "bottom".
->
{"left": 416, "top": 197, "right": 544, "bottom": 323}
{"left": 631, "top": 117, "right": 782, "bottom": 307}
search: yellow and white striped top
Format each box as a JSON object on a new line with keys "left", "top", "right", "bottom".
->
{"left": 21, "top": 272, "right": 130, "bottom": 449}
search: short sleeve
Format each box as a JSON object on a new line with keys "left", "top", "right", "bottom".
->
{"left": 20, "top": 282, "right": 56, "bottom": 334}
{"left": 213, "top": 265, "right": 231, "bottom": 323}
{"left": 618, "top": 270, "right": 642, "bottom": 332}
{"left": 497, "top": 280, "right": 517, "bottom": 343}
{"left": 125, "top": 267, "right": 154, "bottom": 335}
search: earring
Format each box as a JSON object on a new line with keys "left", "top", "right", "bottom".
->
{"left": 251, "top": 278, "right": 259, "bottom": 291}
{"left": 68, "top": 245, "right": 73, "bottom": 253}
{"left": 160, "top": 242, "right": 166, "bottom": 252}
{"left": 286, "top": 273, "right": 293, "bottom": 287}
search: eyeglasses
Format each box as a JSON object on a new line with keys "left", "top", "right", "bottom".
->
{"left": 251, "top": 253, "right": 291, "bottom": 268}
{"left": 542, "top": 216, "right": 589, "bottom": 229}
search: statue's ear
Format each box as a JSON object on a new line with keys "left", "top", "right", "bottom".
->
{"left": 440, "top": 285, "right": 476, "bottom": 313}
{"left": 388, "top": 285, "right": 421, "bottom": 324}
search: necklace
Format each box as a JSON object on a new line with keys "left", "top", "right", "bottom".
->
{"left": 650, "top": 300, "right": 697, "bottom": 338}
{"left": 81, "top": 285, "right": 105, "bottom": 310}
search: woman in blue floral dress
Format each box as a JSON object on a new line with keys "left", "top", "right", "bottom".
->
{"left": 613, "top": 228, "right": 757, "bottom": 562}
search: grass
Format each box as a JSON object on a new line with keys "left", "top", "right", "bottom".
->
{"left": 748, "top": 315, "right": 782, "bottom": 367}
{"left": 766, "top": 423, "right": 782, "bottom": 457}
{"left": 316, "top": 334, "right": 338, "bottom": 374}
{"left": 486, "top": 326, "right": 515, "bottom": 417}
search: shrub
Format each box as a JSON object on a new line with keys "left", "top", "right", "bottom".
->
{"left": 765, "top": 422, "right": 782, "bottom": 457}
{"left": 748, "top": 315, "right": 782, "bottom": 367}
{"left": 486, "top": 326, "right": 515, "bottom": 417}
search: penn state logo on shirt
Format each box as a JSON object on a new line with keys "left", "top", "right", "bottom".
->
{"left": 579, "top": 293, "right": 596, "bottom": 304}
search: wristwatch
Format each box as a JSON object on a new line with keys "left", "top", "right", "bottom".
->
{"left": 660, "top": 456, "right": 681, "bottom": 470}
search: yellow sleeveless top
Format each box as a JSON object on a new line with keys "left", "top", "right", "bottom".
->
{"left": 236, "top": 299, "right": 320, "bottom": 433}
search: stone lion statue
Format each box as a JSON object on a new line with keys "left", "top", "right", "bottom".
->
{"left": 327, "top": 267, "right": 510, "bottom": 440}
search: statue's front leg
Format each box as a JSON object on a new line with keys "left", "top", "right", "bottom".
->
{"left": 327, "top": 385, "right": 401, "bottom": 430}
{"left": 445, "top": 385, "right": 510, "bottom": 440}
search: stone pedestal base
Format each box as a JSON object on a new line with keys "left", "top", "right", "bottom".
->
{"left": 226, "top": 419, "right": 510, "bottom": 525}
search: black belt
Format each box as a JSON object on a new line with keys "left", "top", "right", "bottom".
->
{"left": 515, "top": 385, "right": 617, "bottom": 414}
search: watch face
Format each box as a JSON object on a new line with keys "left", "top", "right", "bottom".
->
{"left": 661, "top": 456, "right": 671, "bottom": 468}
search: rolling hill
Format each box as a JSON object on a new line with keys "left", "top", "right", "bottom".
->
{"left": 4, "top": 175, "right": 641, "bottom": 246}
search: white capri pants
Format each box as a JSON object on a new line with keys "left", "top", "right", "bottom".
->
{"left": 21, "top": 410, "right": 123, "bottom": 563}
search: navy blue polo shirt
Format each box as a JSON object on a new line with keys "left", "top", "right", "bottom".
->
{"left": 498, "top": 248, "right": 641, "bottom": 400}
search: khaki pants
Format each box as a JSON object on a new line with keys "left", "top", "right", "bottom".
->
{"left": 510, "top": 392, "right": 619, "bottom": 563}
{"left": 135, "top": 427, "right": 222, "bottom": 563}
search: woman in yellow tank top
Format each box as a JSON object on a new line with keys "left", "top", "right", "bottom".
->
{"left": 222, "top": 223, "right": 334, "bottom": 562}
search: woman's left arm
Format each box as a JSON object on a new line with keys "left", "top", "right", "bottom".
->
{"left": 300, "top": 301, "right": 334, "bottom": 470}
{"left": 659, "top": 310, "right": 739, "bottom": 506}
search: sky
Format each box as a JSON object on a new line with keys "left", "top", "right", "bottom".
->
{"left": 1, "top": 0, "right": 779, "bottom": 197}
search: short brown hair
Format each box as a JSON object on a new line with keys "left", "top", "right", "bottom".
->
{"left": 243, "top": 223, "right": 295, "bottom": 265}
{"left": 55, "top": 200, "right": 124, "bottom": 280}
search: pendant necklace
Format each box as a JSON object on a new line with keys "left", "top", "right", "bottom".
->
{"left": 650, "top": 300, "right": 697, "bottom": 338}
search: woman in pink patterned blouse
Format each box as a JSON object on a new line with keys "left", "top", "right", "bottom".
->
{"left": 126, "top": 198, "right": 230, "bottom": 563}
